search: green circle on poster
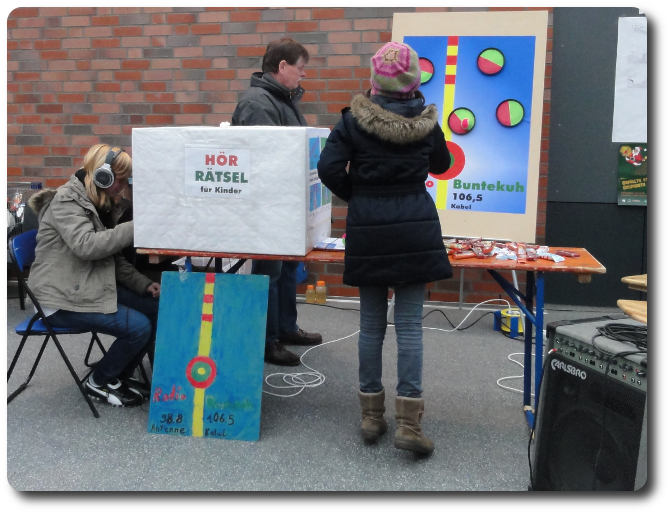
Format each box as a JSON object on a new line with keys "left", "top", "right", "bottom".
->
{"left": 419, "top": 57, "right": 434, "bottom": 84}
{"left": 496, "top": 99, "right": 525, "bottom": 127}
{"left": 478, "top": 48, "right": 505, "bottom": 75}
{"left": 448, "top": 108, "right": 476, "bottom": 135}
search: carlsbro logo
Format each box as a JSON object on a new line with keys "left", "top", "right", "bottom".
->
{"left": 551, "top": 360, "right": 587, "bottom": 380}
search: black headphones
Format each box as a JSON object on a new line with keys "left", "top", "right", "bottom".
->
{"left": 92, "top": 147, "right": 125, "bottom": 189}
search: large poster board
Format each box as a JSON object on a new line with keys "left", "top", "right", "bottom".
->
{"left": 147, "top": 272, "right": 268, "bottom": 441}
{"left": 393, "top": 11, "right": 548, "bottom": 243}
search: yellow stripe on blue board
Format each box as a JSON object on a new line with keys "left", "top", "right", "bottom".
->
{"left": 192, "top": 388, "right": 205, "bottom": 437}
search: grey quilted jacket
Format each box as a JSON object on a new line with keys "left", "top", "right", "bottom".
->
{"left": 231, "top": 72, "right": 307, "bottom": 127}
{"left": 27, "top": 176, "right": 153, "bottom": 314}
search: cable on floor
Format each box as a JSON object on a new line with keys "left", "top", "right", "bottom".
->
{"left": 264, "top": 298, "right": 516, "bottom": 397}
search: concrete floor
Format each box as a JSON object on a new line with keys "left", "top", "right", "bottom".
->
{"left": 6, "top": 281, "right": 626, "bottom": 492}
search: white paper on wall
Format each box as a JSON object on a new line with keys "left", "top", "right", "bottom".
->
{"left": 612, "top": 17, "right": 647, "bottom": 143}
{"left": 132, "top": 126, "right": 331, "bottom": 257}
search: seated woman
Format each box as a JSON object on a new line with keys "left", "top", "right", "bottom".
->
{"left": 27, "top": 143, "right": 160, "bottom": 408}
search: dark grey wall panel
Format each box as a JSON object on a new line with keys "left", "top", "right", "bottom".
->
{"left": 545, "top": 202, "right": 646, "bottom": 307}
{"left": 548, "top": 7, "right": 643, "bottom": 204}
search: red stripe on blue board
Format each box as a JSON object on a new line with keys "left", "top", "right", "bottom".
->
{"left": 446, "top": 55, "right": 458, "bottom": 65}
{"left": 202, "top": 313, "right": 213, "bottom": 322}
{"left": 203, "top": 294, "right": 214, "bottom": 303}
{"left": 445, "top": 75, "right": 456, "bottom": 85}
{"left": 205, "top": 273, "right": 215, "bottom": 283}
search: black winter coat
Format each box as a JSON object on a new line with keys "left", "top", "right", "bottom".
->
{"left": 317, "top": 92, "right": 453, "bottom": 287}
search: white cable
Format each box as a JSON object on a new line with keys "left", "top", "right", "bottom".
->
{"left": 496, "top": 352, "right": 536, "bottom": 397}
{"left": 263, "top": 298, "right": 514, "bottom": 397}
{"left": 263, "top": 330, "right": 360, "bottom": 397}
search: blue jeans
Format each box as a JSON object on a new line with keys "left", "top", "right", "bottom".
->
{"left": 251, "top": 260, "right": 299, "bottom": 349}
{"left": 358, "top": 283, "right": 426, "bottom": 398}
{"left": 48, "top": 287, "right": 159, "bottom": 384}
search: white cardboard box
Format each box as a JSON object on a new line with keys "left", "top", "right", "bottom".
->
{"left": 132, "top": 126, "right": 332, "bottom": 256}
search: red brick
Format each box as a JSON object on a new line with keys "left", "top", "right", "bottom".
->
{"left": 146, "top": 114, "right": 174, "bottom": 125}
{"left": 92, "top": 38, "right": 121, "bottom": 48}
{"left": 319, "top": 20, "right": 352, "bottom": 31}
{"left": 92, "top": 16, "right": 119, "bottom": 26}
{"left": 327, "top": 286, "right": 359, "bottom": 298}
{"left": 175, "top": 114, "right": 205, "bottom": 125}
{"left": 320, "top": 68, "right": 352, "bottom": 79}
{"left": 237, "top": 46, "right": 266, "bottom": 57}
{"left": 145, "top": 92, "right": 175, "bottom": 102}
{"left": 115, "top": 70, "right": 142, "bottom": 81}
{"left": 94, "top": 82, "right": 121, "bottom": 93}
{"left": 62, "top": 16, "right": 91, "bottom": 27}
{"left": 256, "top": 22, "right": 285, "bottom": 33}
{"left": 11, "top": 7, "right": 39, "bottom": 17}
{"left": 328, "top": 55, "right": 361, "bottom": 67}
{"left": 182, "top": 59, "right": 212, "bottom": 69}
{"left": 167, "top": 13, "right": 196, "bottom": 24}
{"left": 327, "top": 79, "right": 362, "bottom": 91}
{"left": 114, "top": 26, "right": 142, "bottom": 37}
{"left": 34, "top": 40, "right": 62, "bottom": 50}
{"left": 121, "top": 59, "right": 150, "bottom": 70}
{"left": 198, "top": 11, "right": 230, "bottom": 23}
{"left": 140, "top": 82, "right": 167, "bottom": 92}
{"left": 191, "top": 24, "right": 222, "bottom": 35}
{"left": 287, "top": 21, "right": 318, "bottom": 32}
{"left": 312, "top": 8, "right": 345, "bottom": 20}
{"left": 153, "top": 104, "right": 181, "bottom": 114}
{"left": 14, "top": 94, "right": 40, "bottom": 103}
{"left": 206, "top": 69, "right": 236, "bottom": 80}
{"left": 354, "top": 19, "right": 387, "bottom": 31}
{"left": 71, "top": 114, "right": 100, "bottom": 124}
{"left": 183, "top": 104, "right": 212, "bottom": 114}
{"left": 58, "top": 93, "right": 87, "bottom": 103}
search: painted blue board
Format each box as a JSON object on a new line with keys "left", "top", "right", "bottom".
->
{"left": 147, "top": 271, "right": 269, "bottom": 441}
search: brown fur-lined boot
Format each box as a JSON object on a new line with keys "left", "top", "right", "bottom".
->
{"left": 358, "top": 389, "right": 388, "bottom": 443}
{"left": 394, "top": 396, "right": 435, "bottom": 455}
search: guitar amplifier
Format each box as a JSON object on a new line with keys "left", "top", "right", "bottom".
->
{"left": 532, "top": 315, "right": 647, "bottom": 490}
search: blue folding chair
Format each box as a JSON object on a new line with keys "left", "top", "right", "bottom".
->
{"left": 7, "top": 229, "right": 109, "bottom": 418}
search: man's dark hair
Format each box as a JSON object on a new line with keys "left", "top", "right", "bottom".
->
{"left": 262, "top": 38, "right": 310, "bottom": 74}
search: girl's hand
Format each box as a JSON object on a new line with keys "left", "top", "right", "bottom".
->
{"left": 146, "top": 282, "right": 161, "bottom": 298}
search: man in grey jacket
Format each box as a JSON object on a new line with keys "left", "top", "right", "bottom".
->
{"left": 232, "top": 38, "right": 322, "bottom": 366}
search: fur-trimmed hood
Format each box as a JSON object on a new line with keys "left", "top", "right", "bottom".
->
{"left": 350, "top": 94, "right": 439, "bottom": 145}
{"left": 27, "top": 188, "right": 57, "bottom": 217}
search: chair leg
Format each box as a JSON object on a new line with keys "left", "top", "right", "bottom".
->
{"left": 48, "top": 334, "right": 100, "bottom": 419}
{"left": 139, "top": 362, "right": 150, "bottom": 385}
{"left": 84, "top": 333, "right": 106, "bottom": 367}
{"left": 7, "top": 334, "right": 50, "bottom": 403}
{"left": 7, "top": 332, "right": 33, "bottom": 382}
{"left": 18, "top": 278, "right": 25, "bottom": 310}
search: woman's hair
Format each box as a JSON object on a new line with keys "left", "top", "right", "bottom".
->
{"left": 81, "top": 143, "right": 132, "bottom": 210}
{"left": 262, "top": 38, "right": 309, "bottom": 74}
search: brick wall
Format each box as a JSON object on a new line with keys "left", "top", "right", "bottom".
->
{"left": 7, "top": 6, "right": 553, "bottom": 302}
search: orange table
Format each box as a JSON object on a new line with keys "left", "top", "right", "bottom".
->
{"left": 137, "top": 245, "right": 605, "bottom": 427}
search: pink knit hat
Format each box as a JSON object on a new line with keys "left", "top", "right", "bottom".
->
{"left": 370, "top": 42, "right": 421, "bottom": 99}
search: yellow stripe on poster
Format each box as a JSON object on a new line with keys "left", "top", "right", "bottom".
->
{"left": 192, "top": 388, "right": 205, "bottom": 437}
{"left": 198, "top": 320, "right": 213, "bottom": 357}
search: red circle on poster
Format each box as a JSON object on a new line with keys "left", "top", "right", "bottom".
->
{"left": 426, "top": 180, "right": 434, "bottom": 188}
{"left": 430, "top": 141, "right": 466, "bottom": 181}
{"left": 186, "top": 356, "right": 217, "bottom": 389}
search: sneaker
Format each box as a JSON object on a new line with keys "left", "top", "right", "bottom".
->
{"left": 120, "top": 376, "right": 151, "bottom": 400}
{"left": 264, "top": 343, "right": 300, "bottom": 367}
{"left": 278, "top": 328, "right": 323, "bottom": 346}
{"left": 85, "top": 376, "right": 143, "bottom": 407}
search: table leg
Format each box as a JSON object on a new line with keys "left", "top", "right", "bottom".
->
{"left": 534, "top": 272, "right": 545, "bottom": 410}
{"left": 523, "top": 271, "right": 534, "bottom": 424}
